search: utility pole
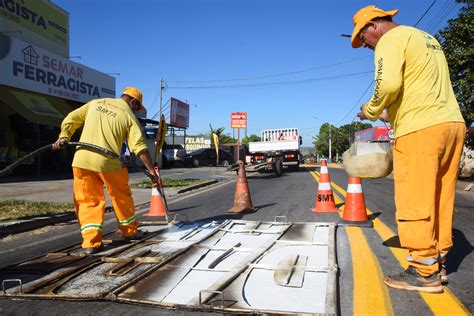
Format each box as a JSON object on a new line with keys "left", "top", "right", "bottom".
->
{"left": 329, "top": 125, "right": 332, "bottom": 163}
{"left": 159, "top": 77, "right": 164, "bottom": 117}
{"left": 157, "top": 78, "right": 164, "bottom": 168}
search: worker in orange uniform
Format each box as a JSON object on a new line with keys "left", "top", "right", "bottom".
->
{"left": 53, "top": 87, "right": 158, "bottom": 255}
{"left": 353, "top": 6, "right": 465, "bottom": 293}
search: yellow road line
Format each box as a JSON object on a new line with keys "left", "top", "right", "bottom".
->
{"left": 308, "top": 169, "right": 393, "bottom": 315}
{"left": 326, "top": 173, "right": 470, "bottom": 315}
{"left": 346, "top": 227, "right": 395, "bottom": 316}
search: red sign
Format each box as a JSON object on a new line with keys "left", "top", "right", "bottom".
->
{"left": 169, "top": 97, "right": 190, "bottom": 128}
{"left": 231, "top": 112, "right": 247, "bottom": 128}
{"left": 355, "top": 126, "right": 393, "bottom": 142}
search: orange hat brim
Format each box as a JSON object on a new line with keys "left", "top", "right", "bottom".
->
{"left": 351, "top": 9, "right": 399, "bottom": 48}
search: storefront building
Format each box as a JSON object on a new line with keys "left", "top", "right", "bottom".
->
{"left": 0, "top": 0, "right": 115, "bottom": 175}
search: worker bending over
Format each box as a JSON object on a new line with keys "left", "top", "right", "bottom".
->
{"left": 353, "top": 6, "right": 465, "bottom": 293}
{"left": 53, "top": 87, "right": 158, "bottom": 255}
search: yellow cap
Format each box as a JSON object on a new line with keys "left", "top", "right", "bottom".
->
{"left": 122, "top": 87, "right": 145, "bottom": 111}
{"left": 351, "top": 5, "right": 399, "bottom": 48}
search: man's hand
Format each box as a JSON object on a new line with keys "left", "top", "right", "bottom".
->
{"left": 52, "top": 138, "right": 68, "bottom": 150}
{"left": 146, "top": 170, "right": 159, "bottom": 185}
{"left": 357, "top": 104, "right": 368, "bottom": 120}
{"left": 379, "top": 111, "right": 389, "bottom": 122}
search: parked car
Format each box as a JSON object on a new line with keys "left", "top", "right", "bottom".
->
{"left": 162, "top": 143, "right": 186, "bottom": 168}
{"left": 183, "top": 148, "right": 233, "bottom": 167}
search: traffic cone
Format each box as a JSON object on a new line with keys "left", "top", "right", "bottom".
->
{"left": 229, "top": 161, "right": 257, "bottom": 213}
{"left": 339, "top": 177, "right": 373, "bottom": 227}
{"left": 143, "top": 184, "right": 167, "bottom": 217}
{"left": 311, "top": 159, "right": 339, "bottom": 213}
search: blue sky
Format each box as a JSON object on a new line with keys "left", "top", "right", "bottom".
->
{"left": 54, "top": 0, "right": 464, "bottom": 146}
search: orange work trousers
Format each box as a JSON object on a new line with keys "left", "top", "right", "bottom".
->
{"left": 73, "top": 167, "right": 138, "bottom": 249}
{"left": 393, "top": 122, "right": 465, "bottom": 276}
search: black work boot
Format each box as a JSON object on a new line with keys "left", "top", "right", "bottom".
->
{"left": 384, "top": 266, "right": 443, "bottom": 293}
{"left": 81, "top": 244, "right": 104, "bottom": 255}
{"left": 123, "top": 230, "right": 147, "bottom": 241}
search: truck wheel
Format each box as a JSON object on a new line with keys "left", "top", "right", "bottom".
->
{"left": 192, "top": 158, "right": 200, "bottom": 168}
{"left": 221, "top": 160, "right": 229, "bottom": 167}
{"left": 275, "top": 160, "right": 284, "bottom": 177}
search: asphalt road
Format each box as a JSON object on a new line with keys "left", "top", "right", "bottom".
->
{"left": 0, "top": 166, "right": 472, "bottom": 315}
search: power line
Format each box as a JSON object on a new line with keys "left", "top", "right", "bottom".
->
{"left": 166, "top": 71, "right": 373, "bottom": 90}
{"left": 423, "top": 0, "right": 451, "bottom": 31}
{"left": 166, "top": 56, "right": 371, "bottom": 84}
{"left": 427, "top": 2, "right": 460, "bottom": 33}
{"left": 414, "top": 0, "right": 437, "bottom": 27}
{"left": 334, "top": 82, "right": 374, "bottom": 126}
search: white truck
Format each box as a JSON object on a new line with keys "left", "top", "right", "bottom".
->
{"left": 246, "top": 128, "right": 302, "bottom": 176}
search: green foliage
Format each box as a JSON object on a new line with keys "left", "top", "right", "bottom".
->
{"left": 130, "top": 178, "right": 205, "bottom": 189}
{"left": 312, "top": 122, "right": 372, "bottom": 157}
{"left": 0, "top": 200, "right": 74, "bottom": 221}
{"left": 242, "top": 134, "right": 262, "bottom": 145}
{"left": 435, "top": 1, "right": 473, "bottom": 135}
{"left": 209, "top": 125, "right": 236, "bottom": 144}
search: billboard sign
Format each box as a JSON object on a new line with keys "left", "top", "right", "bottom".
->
{"left": 0, "top": 35, "right": 115, "bottom": 103}
{"left": 169, "top": 97, "right": 189, "bottom": 128}
{"left": 0, "top": 0, "right": 69, "bottom": 57}
{"left": 231, "top": 112, "right": 247, "bottom": 128}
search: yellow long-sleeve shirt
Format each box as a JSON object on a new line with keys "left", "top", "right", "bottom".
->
{"left": 363, "top": 26, "right": 464, "bottom": 138}
{"left": 59, "top": 98, "right": 148, "bottom": 172}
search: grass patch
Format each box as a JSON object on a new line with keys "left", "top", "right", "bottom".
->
{"left": 130, "top": 178, "right": 206, "bottom": 189}
{"left": 0, "top": 200, "right": 74, "bottom": 222}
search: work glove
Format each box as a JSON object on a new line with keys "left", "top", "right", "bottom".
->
{"left": 145, "top": 169, "right": 159, "bottom": 185}
{"left": 52, "top": 138, "right": 68, "bottom": 150}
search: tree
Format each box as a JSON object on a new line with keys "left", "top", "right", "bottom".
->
{"left": 436, "top": 1, "right": 473, "bottom": 139}
{"left": 312, "top": 123, "right": 331, "bottom": 157}
{"left": 338, "top": 122, "right": 373, "bottom": 150}
{"left": 312, "top": 122, "right": 372, "bottom": 157}
{"left": 209, "top": 125, "right": 236, "bottom": 144}
{"left": 242, "top": 134, "right": 261, "bottom": 145}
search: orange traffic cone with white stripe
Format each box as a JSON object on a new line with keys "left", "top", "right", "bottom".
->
{"left": 339, "top": 177, "right": 373, "bottom": 227}
{"left": 142, "top": 183, "right": 169, "bottom": 224}
{"left": 229, "top": 161, "right": 257, "bottom": 213}
{"left": 311, "top": 159, "right": 339, "bottom": 213}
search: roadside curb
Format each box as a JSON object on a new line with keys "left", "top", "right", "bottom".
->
{"left": 176, "top": 179, "right": 219, "bottom": 194}
{"left": 0, "top": 179, "right": 223, "bottom": 237}
{"left": 0, "top": 212, "right": 76, "bottom": 238}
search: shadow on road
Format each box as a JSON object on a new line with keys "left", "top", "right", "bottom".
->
{"left": 368, "top": 212, "right": 382, "bottom": 220}
{"left": 254, "top": 203, "right": 277, "bottom": 210}
{"left": 197, "top": 213, "right": 245, "bottom": 222}
{"left": 381, "top": 229, "right": 473, "bottom": 274}
{"left": 447, "top": 228, "right": 473, "bottom": 274}
{"left": 383, "top": 235, "right": 402, "bottom": 248}
{"left": 169, "top": 205, "right": 200, "bottom": 213}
